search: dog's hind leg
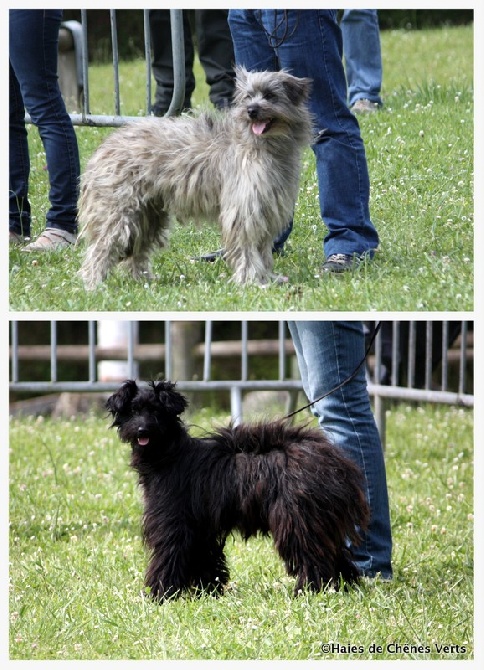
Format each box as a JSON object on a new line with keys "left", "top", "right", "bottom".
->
{"left": 122, "top": 206, "right": 170, "bottom": 282}
{"left": 334, "top": 548, "right": 362, "bottom": 586}
{"left": 79, "top": 206, "right": 168, "bottom": 289}
{"left": 78, "top": 209, "right": 142, "bottom": 290}
{"left": 277, "top": 530, "right": 361, "bottom": 594}
{"left": 269, "top": 507, "right": 349, "bottom": 594}
{"left": 78, "top": 237, "right": 123, "bottom": 290}
{"left": 278, "top": 542, "right": 339, "bottom": 594}
{"left": 292, "top": 550, "right": 361, "bottom": 593}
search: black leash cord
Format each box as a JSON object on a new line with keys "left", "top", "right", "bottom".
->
{"left": 284, "top": 321, "right": 382, "bottom": 420}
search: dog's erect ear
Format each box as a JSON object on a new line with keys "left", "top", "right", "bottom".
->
{"left": 152, "top": 380, "right": 188, "bottom": 417}
{"left": 283, "top": 74, "right": 312, "bottom": 105}
{"left": 106, "top": 379, "right": 139, "bottom": 416}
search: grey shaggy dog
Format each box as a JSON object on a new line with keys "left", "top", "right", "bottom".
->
{"left": 77, "top": 67, "right": 313, "bottom": 289}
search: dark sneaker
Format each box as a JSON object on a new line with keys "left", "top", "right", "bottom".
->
{"left": 322, "top": 253, "right": 361, "bottom": 273}
{"left": 195, "top": 245, "right": 285, "bottom": 262}
{"left": 195, "top": 248, "right": 226, "bottom": 262}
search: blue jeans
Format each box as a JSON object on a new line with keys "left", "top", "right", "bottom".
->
{"left": 9, "top": 10, "right": 80, "bottom": 237}
{"left": 288, "top": 321, "right": 392, "bottom": 578}
{"left": 341, "top": 10, "right": 383, "bottom": 108}
{"left": 228, "top": 9, "right": 379, "bottom": 259}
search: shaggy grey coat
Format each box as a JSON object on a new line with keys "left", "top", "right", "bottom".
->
{"left": 78, "top": 67, "right": 313, "bottom": 289}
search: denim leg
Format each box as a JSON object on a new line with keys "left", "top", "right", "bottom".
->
{"left": 288, "top": 320, "right": 392, "bottom": 578}
{"left": 228, "top": 10, "right": 379, "bottom": 258}
{"left": 9, "top": 10, "right": 80, "bottom": 234}
{"left": 228, "top": 10, "right": 280, "bottom": 71}
{"left": 312, "top": 135, "right": 378, "bottom": 257}
{"left": 272, "top": 221, "right": 292, "bottom": 253}
{"left": 9, "top": 61, "right": 31, "bottom": 237}
{"left": 341, "top": 10, "right": 383, "bottom": 107}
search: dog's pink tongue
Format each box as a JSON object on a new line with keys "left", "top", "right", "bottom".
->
{"left": 252, "top": 122, "right": 268, "bottom": 135}
{"left": 138, "top": 437, "right": 150, "bottom": 446}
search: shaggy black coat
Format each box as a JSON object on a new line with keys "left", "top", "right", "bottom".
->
{"left": 106, "top": 379, "right": 370, "bottom": 602}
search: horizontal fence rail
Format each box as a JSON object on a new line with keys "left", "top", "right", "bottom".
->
{"left": 9, "top": 320, "right": 474, "bottom": 444}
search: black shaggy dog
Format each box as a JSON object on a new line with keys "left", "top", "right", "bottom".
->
{"left": 106, "top": 379, "right": 370, "bottom": 602}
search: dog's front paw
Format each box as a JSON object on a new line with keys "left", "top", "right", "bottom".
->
{"left": 258, "top": 273, "right": 289, "bottom": 288}
{"left": 120, "top": 258, "right": 156, "bottom": 283}
{"left": 229, "top": 269, "right": 289, "bottom": 287}
{"left": 145, "top": 582, "right": 180, "bottom": 604}
{"left": 77, "top": 267, "right": 102, "bottom": 291}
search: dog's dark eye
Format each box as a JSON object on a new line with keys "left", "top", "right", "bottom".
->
{"left": 264, "top": 92, "right": 277, "bottom": 102}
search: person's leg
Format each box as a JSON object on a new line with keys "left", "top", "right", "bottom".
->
{"left": 260, "top": 10, "right": 378, "bottom": 260}
{"left": 341, "top": 10, "right": 382, "bottom": 109}
{"left": 149, "top": 10, "right": 194, "bottom": 114}
{"left": 196, "top": 10, "right": 235, "bottom": 109}
{"left": 229, "top": 10, "right": 378, "bottom": 263}
{"left": 9, "top": 10, "right": 80, "bottom": 239}
{"left": 288, "top": 320, "right": 392, "bottom": 578}
{"left": 228, "top": 9, "right": 280, "bottom": 72}
{"left": 9, "top": 60, "right": 31, "bottom": 239}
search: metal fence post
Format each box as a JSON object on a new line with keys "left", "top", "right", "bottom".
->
{"left": 231, "top": 386, "right": 243, "bottom": 426}
{"left": 166, "top": 9, "right": 185, "bottom": 116}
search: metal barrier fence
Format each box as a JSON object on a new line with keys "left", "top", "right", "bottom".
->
{"left": 9, "top": 320, "right": 474, "bottom": 443}
{"left": 27, "top": 9, "right": 185, "bottom": 127}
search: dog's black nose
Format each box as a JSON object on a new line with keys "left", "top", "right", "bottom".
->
{"left": 247, "top": 105, "right": 259, "bottom": 119}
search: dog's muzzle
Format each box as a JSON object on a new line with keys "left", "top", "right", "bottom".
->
{"left": 137, "top": 427, "right": 150, "bottom": 446}
{"left": 247, "top": 104, "right": 273, "bottom": 135}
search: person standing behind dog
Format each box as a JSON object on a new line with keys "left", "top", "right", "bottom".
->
{"left": 227, "top": 9, "right": 379, "bottom": 273}
{"left": 288, "top": 321, "right": 393, "bottom": 579}
{"left": 341, "top": 9, "right": 383, "bottom": 113}
{"left": 149, "top": 9, "right": 235, "bottom": 115}
{"left": 9, "top": 9, "right": 80, "bottom": 250}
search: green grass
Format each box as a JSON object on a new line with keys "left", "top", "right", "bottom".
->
{"left": 9, "top": 25, "right": 473, "bottom": 311}
{"left": 9, "top": 403, "right": 473, "bottom": 660}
